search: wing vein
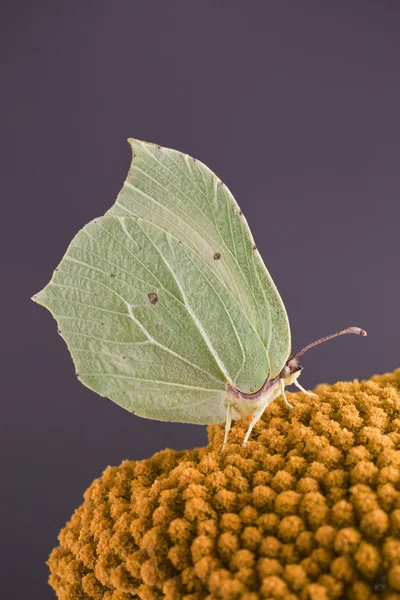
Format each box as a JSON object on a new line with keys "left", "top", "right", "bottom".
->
{"left": 134, "top": 218, "right": 230, "bottom": 382}
{"left": 80, "top": 372, "right": 223, "bottom": 392}
{"left": 181, "top": 246, "right": 248, "bottom": 384}
{"left": 65, "top": 332, "right": 150, "bottom": 345}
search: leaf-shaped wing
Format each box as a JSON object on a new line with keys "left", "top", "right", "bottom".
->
{"left": 107, "top": 140, "right": 291, "bottom": 379}
{"left": 34, "top": 216, "right": 273, "bottom": 423}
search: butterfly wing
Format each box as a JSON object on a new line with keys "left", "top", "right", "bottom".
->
{"left": 107, "top": 139, "right": 291, "bottom": 380}
{"left": 34, "top": 140, "right": 291, "bottom": 424}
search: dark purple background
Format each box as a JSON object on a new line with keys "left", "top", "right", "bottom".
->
{"left": 2, "top": 2, "right": 400, "bottom": 598}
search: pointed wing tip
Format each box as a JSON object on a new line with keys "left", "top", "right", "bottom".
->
{"left": 31, "top": 286, "right": 51, "bottom": 307}
{"left": 127, "top": 138, "right": 141, "bottom": 155}
{"left": 128, "top": 138, "right": 164, "bottom": 151}
{"left": 127, "top": 137, "right": 148, "bottom": 147}
{"left": 127, "top": 138, "right": 152, "bottom": 159}
{"left": 31, "top": 291, "right": 43, "bottom": 304}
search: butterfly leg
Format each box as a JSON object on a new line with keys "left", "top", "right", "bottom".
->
{"left": 242, "top": 402, "right": 269, "bottom": 447}
{"left": 220, "top": 402, "right": 232, "bottom": 454}
{"left": 280, "top": 379, "right": 294, "bottom": 408}
{"left": 293, "top": 380, "right": 318, "bottom": 397}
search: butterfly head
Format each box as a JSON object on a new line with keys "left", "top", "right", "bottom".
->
{"left": 280, "top": 358, "right": 303, "bottom": 385}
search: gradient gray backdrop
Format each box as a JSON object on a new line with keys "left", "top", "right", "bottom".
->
{"left": 2, "top": 2, "right": 400, "bottom": 599}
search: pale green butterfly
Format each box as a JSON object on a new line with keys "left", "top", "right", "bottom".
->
{"left": 32, "top": 139, "right": 367, "bottom": 453}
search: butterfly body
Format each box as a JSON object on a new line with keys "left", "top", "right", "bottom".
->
{"left": 228, "top": 379, "right": 282, "bottom": 420}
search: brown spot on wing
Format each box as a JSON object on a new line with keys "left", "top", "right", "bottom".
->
{"left": 148, "top": 292, "right": 159, "bottom": 305}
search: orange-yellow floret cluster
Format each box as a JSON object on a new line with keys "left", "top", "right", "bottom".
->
{"left": 48, "top": 370, "right": 400, "bottom": 599}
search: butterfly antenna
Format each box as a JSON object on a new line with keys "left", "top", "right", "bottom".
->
{"left": 292, "top": 327, "right": 367, "bottom": 361}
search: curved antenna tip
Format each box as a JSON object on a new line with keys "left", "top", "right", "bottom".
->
{"left": 349, "top": 327, "right": 367, "bottom": 336}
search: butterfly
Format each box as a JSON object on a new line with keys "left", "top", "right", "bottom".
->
{"left": 33, "top": 139, "right": 366, "bottom": 453}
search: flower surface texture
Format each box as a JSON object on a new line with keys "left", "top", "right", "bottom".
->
{"left": 48, "top": 370, "right": 400, "bottom": 600}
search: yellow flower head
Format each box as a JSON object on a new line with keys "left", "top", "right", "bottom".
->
{"left": 49, "top": 370, "right": 400, "bottom": 599}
